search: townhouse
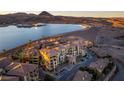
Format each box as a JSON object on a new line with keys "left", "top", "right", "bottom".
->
{"left": 0, "top": 57, "right": 39, "bottom": 81}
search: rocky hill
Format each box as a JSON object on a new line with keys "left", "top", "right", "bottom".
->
{"left": 0, "top": 11, "right": 113, "bottom": 26}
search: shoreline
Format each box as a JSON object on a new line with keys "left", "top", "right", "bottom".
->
{"left": 0, "top": 25, "right": 101, "bottom": 58}
{"left": 0, "top": 28, "right": 89, "bottom": 57}
{"left": 0, "top": 23, "right": 82, "bottom": 28}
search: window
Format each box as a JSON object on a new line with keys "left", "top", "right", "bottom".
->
{"left": 54, "top": 59, "right": 56, "bottom": 61}
{"left": 30, "top": 72, "right": 33, "bottom": 77}
{"left": 50, "top": 62, "right": 53, "bottom": 65}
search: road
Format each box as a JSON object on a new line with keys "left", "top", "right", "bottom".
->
{"left": 111, "top": 60, "right": 124, "bottom": 81}
{"left": 57, "top": 51, "right": 96, "bottom": 81}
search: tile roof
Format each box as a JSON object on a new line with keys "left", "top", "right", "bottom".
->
{"left": 89, "top": 58, "right": 110, "bottom": 73}
{"left": 6, "top": 63, "right": 38, "bottom": 77}
{"left": 73, "top": 70, "right": 92, "bottom": 81}
{"left": 90, "top": 47, "right": 108, "bottom": 57}
{"left": 0, "top": 57, "right": 11, "bottom": 69}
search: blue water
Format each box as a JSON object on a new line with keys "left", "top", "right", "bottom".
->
{"left": 0, "top": 24, "right": 83, "bottom": 52}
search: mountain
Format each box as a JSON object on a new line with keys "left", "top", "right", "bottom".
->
{"left": 39, "top": 11, "right": 53, "bottom": 17}
{"left": 0, "top": 11, "right": 113, "bottom": 26}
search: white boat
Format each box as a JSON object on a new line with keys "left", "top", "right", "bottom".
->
{"left": 34, "top": 23, "right": 46, "bottom": 27}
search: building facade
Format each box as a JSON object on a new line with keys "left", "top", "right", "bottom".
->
{"left": 39, "top": 37, "right": 87, "bottom": 71}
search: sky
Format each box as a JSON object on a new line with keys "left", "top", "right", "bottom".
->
{"left": 0, "top": 0, "right": 124, "bottom": 17}
{"left": 50, "top": 11, "right": 124, "bottom": 17}
{"left": 0, "top": 11, "right": 124, "bottom": 17}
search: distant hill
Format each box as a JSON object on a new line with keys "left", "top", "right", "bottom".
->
{"left": 0, "top": 12, "right": 37, "bottom": 24}
{"left": 0, "top": 11, "right": 113, "bottom": 26}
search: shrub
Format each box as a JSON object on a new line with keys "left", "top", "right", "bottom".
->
{"left": 44, "top": 74, "right": 55, "bottom": 81}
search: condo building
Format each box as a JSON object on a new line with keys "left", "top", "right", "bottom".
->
{"left": 39, "top": 36, "right": 87, "bottom": 71}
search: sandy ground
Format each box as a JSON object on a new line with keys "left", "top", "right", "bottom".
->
{"left": 64, "top": 29, "right": 98, "bottom": 43}
{"left": 64, "top": 27, "right": 124, "bottom": 43}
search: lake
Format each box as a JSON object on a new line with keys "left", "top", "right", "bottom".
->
{"left": 0, "top": 24, "right": 83, "bottom": 52}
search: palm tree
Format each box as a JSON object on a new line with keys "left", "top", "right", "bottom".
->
{"left": 3, "top": 49, "right": 7, "bottom": 53}
{"left": 19, "top": 52, "right": 25, "bottom": 63}
{"left": 28, "top": 40, "right": 32, "bottom": 44}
